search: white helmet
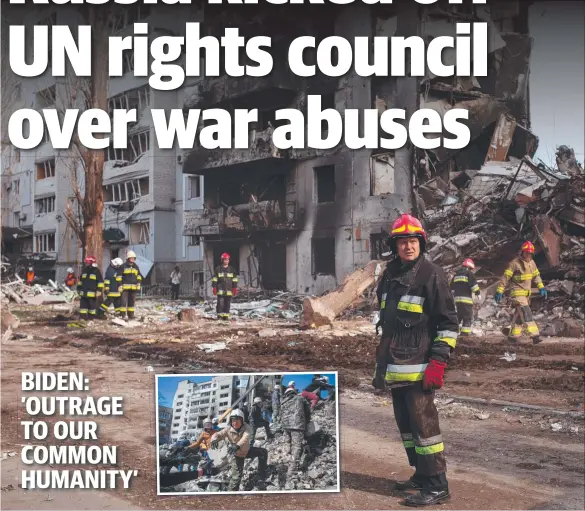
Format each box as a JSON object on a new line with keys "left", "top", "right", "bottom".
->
{"left": 126, "top": 250, "right": 136, "bottom": 259}
{"left": 230, "top": 409, "right": 245, "bottom": 421}
{"left": 203, "top": 417, "right": 213, "bottom": 428}
{"left": 66, "top": 267, "right": 74, "bottom": 273}
{"left": 288, "top": 381, "right": 295, "bottom": 387}
{"left": 320, "top": 376, "right": 329, "bottom": 383}
{"left": 253, "top": 397, "right": 262, "bottom": 404}
{"left": 274, "top": 384, "right": 281, "bottom": 389}
{"left": 112, "top": 258, "right": 123, "bottom": 267}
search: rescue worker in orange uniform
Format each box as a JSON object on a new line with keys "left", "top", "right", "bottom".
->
{"left": 212, "top": 253, "right": 238, "bottom": 320}
{"left": 25, "top": 267, "right": 35, "bottom": 285}
{"left": 495, "top": 241, "right": 546, "bottom": 344}
{"left": 374, "top": 213, "right": 458, "bottom": 507}
{"left": 449, "top": 258, "right": 481, "bottom": 337}
{"left": 64, "top": 267, "right": 77, "bottom": 289}
{"left": 188, "top": 417, "right": 217, "bottom": 453}
{"left": 77, "top": 256, "right": 104, "bottom": 319}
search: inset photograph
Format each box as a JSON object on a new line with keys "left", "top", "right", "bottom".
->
{"left": 156, "top": 372, "right": 339, "bottom": 494}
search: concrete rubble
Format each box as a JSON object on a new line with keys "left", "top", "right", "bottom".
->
{"left": 159, "top": 402, "right": 338, "bottom": 493}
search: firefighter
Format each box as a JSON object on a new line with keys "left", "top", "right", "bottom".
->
{"left": 495, "top": 241, "right": 547, "bottom": 344}
{"left": 449, "top": 258, "right": 481, "bottom": 337}
{"left": 373, "top": 213, "right": 458, "bottom": 507}
{"left": 120, "top": 250, "right": 143, "bottom": 320}
{"left": 212, "top": 252, "right": 238, "bottom": 320}
{"left": 77, "top": 256, "right": 104, "bottom": 319}
{"left": 25, "top": 267, "right": 35, "bottom": 285}
{"left": 64, "top": 268, "right": 77, "bottom": 289}
{"left": 100, "top": 258, "right": 124, "bottom": 316}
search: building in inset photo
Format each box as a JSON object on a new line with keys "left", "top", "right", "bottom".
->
{"left": 156, "top": 372, "right": 339, "bottom": 494}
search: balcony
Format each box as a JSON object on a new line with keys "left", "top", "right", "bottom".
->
{"left": 183, "top": 200, "right": 298, "bottom": 237}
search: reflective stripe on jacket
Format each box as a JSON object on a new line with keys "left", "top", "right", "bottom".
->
{"left": 375, "top": 256, "right": 459, "bottom": 385}
{"left": 77, "top": 265, "right": 104, "bottom": 297}
{"left": 104, "top": 265, "right": 123, "bottom": 297}
{"left": 212, "top": 265, "right": 238, "bottom": 295}
{"left": 121, "top": 262, "right": 143, "bottom": 291}
{"left": 450, "top": 267, "right": 480, "bottom": 304}
{"left": 496, "top": 257, "right": 544, "bottom": 301}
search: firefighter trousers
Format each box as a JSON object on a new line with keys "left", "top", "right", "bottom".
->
{"left": 391, "top": 382, "right": 448, "bottom": 491}
{"left": 509, "top": 303, "right": 539, "bottom": 339}
{"left": 121, "top": 290, "right": 137, "bottom": 319}
{"left": 79, "top": 297, "right": 97, "bottom": 318}
{"left": 100, "top": 295, "right": 122, "bottom": 315}
{"left": 456, "top": 302, "right": 473, "bottom": 335}
{"left": 216, "top": 295, "right": 231, "bottom": 320}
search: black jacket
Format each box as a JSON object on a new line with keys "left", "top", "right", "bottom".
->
{"left": 77, "top": 265, "right": 104, "bottom": 297}
{"left": 250, "top": 404, "right": 268, "bottom": 427}
{"left": 212, "top": 265, "right": 238, "bottom": 296}
{"left": 374, "top": 255, "right": 459, "bottom": 389}
{"left": 304, "top": 377, "right": 333, "bottom": 394}
{"left": 450, "top": 267, "right": 480, "bottom": 304}
{"left": 121, "top": 262, "right": 143, "bottom": 291}
{"left": 104, "top": 265, "right": 123, "bottom": 297}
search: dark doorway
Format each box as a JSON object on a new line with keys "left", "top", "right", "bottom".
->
{"left": 213, "top": 244, "right": 240, "bottom": 272}
{"left": 259, "top": 242, "right": 287, "bottom": 290}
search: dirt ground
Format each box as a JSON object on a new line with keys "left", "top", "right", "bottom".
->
{"left": 1, "top": 306, "right": 584, "bottom": 510}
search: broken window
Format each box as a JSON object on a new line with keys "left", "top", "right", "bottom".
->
{"left": 314, "top": 164, "right": 336, "bottom": 203}
{"left": 188, "top": 236, "right": 200, "bottom": 246}
{"left": 370, "top": 233, "right": 387, "bottom": 259}
{"left": 103, "top": 177, "right": 149, "bottom": 210}
{"left": 188, "top": 176, "right": 201, "bottom": 199}
{"left": 122, "top": 50, "right": 134, "bottom": 74}
{"left": 371, "top": 153, "right": 395, "bottom": 195}
{"left": 36, "top": 85, "right": 56, "bottom": 109}
{"left": 192, "top": 271, "right": 204, "bottom": 287}
{"left": 129, "top": 221, "right": 150, "bottom": 245}
{"left": 36, "top": 159, "right": 56, "bottom": 180}
{"left": 35, "top": 232, "right": 56, "bottom": 252}
{"left": 108, "top": 86, "right": 150, "bottom": 116}
{"left": 35, "top": 196, "right": 56, "bottom": 215}
{"left": 129, "top": 131, "right": 150, "bottom": 159}
{"left": 312, "top": 237, "right": 336, "bottom": 276}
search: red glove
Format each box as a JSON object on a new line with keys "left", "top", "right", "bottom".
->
{"left": 232, "top": 288, "right": 237, "bottom": 297}
{"left": 423, "top": 359, "right": 447, "bottom": 391}
{"left": 212, "top": 288, "right": 217, "bottom": 296}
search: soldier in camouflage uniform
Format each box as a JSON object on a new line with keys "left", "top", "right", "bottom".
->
{"left": 271, "top": 384, "right": 281, "bottom": 428}
{"left": 280, "top": 386, "right": 311, "bottom": 477}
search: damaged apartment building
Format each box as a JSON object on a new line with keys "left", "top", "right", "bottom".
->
{"left": 182, "top": 1, "right": 537, "bottom": 294}
{"left": 1, "top": 5, "right": 205, "bottom": 289}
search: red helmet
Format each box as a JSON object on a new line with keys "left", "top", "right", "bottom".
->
{"left": 520, "top": 241, "right": 535, "bottom": 253}
{"left": 84, "top": 256, "right": 96, "bottom": 265}
{"left": 388, "top": 214, "right": 427, "bottom": 253}
{"left": 462, "top": 258, "right": 475, "bottom": 269}
{"left": 221, "top": 252, "right": 230, "bottom": 260}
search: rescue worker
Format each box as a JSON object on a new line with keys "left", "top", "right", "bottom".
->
{"left": 77, "top": 256, "right": 104, "bottom": 319}
{"left": 64, "top": 267, "right": 77, "bottom": 289}
{"left": 271, "top": 384, "right": 282, "bottom": 427}
{"left": 25, "top": 266, "right": 35, "bottom": 285}
{"left": 373, "top": 213, "right": 458, "bottom": 507}
{"left": 210, "top": 409, "right": 268, "bottom": 491}
{"left": 171, "top": 433, "right": 191, "bottom": 473}
{"left": 212, "top": 253, "right": 238, "bottom": 320}
{"left": 100, "top": 258, "right": 124, "bottom": 316}
{"left": 287, "top": 380, "right": 296, "bottom": 392}
{"left": 250, "top": 397, "right": 274, "bottom": 446}
{"left": 188, "top": 417, "right": 217, "bottom": 454}
{"left": 280, "top": 386, "right": 311, "bottom": 478}
{"left": 495, "top": 241, "right": 547, "bottom": 344}
{"left": 450, "top": 258, "right": 481, "bottom": 337}
{"left": 301, "top": 375, "right": 333, "bottom": 410}
{"left": 120, "top": 250, "right": 142, "bottom": 320}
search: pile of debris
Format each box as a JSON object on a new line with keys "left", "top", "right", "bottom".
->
{"left": 0, "top": 270, "right": 76, "bottom": 306}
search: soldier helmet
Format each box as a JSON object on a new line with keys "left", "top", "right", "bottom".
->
{"left": 253, "top": 397, "right": 262, "bottom": 404}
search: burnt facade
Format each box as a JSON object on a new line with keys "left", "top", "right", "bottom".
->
{"left": 182, "top": 1, "right": 534, "bottom": 295}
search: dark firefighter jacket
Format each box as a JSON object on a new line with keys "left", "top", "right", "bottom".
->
{"left": 374, "top": 255, "right": 459, "bottom": 388}
{"left": 304, "top": 378, "right": 333, "bottom": 394}
{"left": 77, "top": 265, "right": 104, "bottom": 298}
{"left": 280, "top": 392, "right": 311, "bottom": 431}
{"left": 121, "top": 262, "right": 143, "bottom": 291}
{"left": 250, "top": 404, "right": 268, "bottom": 427}
{"left": 212, "top": 265, "right": 238, "bottom": 296}
{"left": 449, "top": 267, "right": 480, "bottom": 304}
{"left": 104, "top": 265, "right": 123, "bottom": 297}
